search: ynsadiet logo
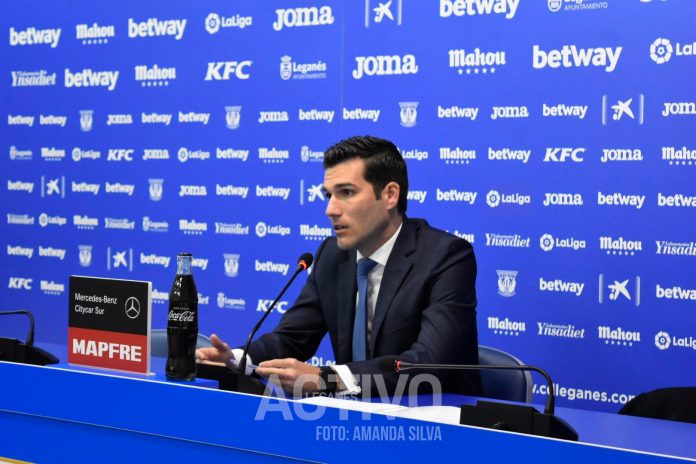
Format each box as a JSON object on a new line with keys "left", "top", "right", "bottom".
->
{"left": 656, "top": 240, "right": 696, "bottom": 256}
{"left": 10, "top": 70, "right": 57, "bottom": 87}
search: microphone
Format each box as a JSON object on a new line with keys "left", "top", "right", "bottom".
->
{"left": 378, "top": 356, "right": 577, "bottom": 441}
{"left": 237, "top": 253, "right": 313, "bottom": 375}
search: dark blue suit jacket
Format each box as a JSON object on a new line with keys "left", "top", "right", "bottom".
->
{"left": 248, "top": 217, "right": 482, "bottom": 396}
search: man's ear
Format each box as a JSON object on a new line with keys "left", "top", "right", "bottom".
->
{"left": 383, "top": 181, "right": 400, "bottom": 210}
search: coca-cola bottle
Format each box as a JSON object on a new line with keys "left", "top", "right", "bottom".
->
{"left": 166, "top": 252, "right": 198, "bottom": 380}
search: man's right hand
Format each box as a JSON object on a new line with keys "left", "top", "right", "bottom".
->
{"left": 195, "top": 334, "right": 234, "bottom": 366}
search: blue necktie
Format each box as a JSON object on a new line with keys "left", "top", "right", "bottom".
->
{"left": 353, "top": 258, "right": 377, "bottom": 361}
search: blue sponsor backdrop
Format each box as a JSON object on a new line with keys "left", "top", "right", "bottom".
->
{"left": 1, "top": 0, "right": 694, "bottom": 412}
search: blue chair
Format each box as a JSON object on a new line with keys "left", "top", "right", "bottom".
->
{"left": 478, "top": 345, "right": 533, "bottom": 403}
{"left": 150, "top": 329, "right": 212, "bottom": 358}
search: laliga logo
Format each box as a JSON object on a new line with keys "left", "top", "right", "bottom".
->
{"left": 125, "top": 296, "right": 141, "bottom": 319}
{"left": 655, "top": 331, "right": 671, "bottom": 350}
{"left": 225, "top": 106, "right": 241, "bottom": 129}
{"left": 650, "top": 38, "right": 673, "bottom": 64}
{"left": 205, "top": 13, "right": 221, "bottom": 34}
{"left": 256, "top": 222, "right": 268, "bottom": 237}
{"left": 80, "top": 110, "right": 93, "bottom": 132}
{"left": 540, "top": 234, "right": 554, "bottom": 252}
{"left": 486, "top": 190, "right": 501, "bottom": 207}
{"left": 399, "top": 102, "right": 418, "bottom": 128}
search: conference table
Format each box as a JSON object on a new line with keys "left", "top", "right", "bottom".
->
{"left": 0, "top": 343, "right": 694, "bottom": 463}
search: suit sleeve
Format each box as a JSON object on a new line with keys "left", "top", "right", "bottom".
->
{"left": 346, "top": 237, "right": 479, "bottom": 397}
{"left": 246, "top": 240, "right": 330, "bottom": 364}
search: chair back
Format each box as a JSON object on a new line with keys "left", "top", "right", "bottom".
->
{"left": 478, "top": 345, "right": 533, "bottom": 403}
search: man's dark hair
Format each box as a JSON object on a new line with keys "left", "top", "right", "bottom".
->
{"left": 323, "top": 135, "right": 408, "bottom": 215}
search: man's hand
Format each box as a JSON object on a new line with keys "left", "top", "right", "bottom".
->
{"left": 195, "top": 334, "right": 234, "bottom": 366}
{"left": 255, "top": 358, "right": 321, "bottom": 394}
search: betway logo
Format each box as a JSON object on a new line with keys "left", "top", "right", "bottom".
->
{"left": 217, "top": 148, "right": 250, "bottom": 161}
{"left": 65, "top": 68, "right": 119, "bottom": 91}
{"left": 343, "top": 108, "right": 380, "bottom": 122}
{"left": 7, "top": 245, "right": 34, "bottom": 259}
{"left": 488, "top": 147, "right": 530, "bottom": 163}
{"left": 7, "top": 115, "right": 34, "bottom": 126}
{"left": 72, "top": 182, "right": 100, "bottom": 195}
{"left": 438, "top": 105, "right": 479, "bottom": 120}
{"left": 656, "top": 284, "right": 696, "bottom": 301}
{"left": 204, "top": 61, "right": 252, "bottom": 80}
{"left": 440, "top": 0, "right": 519, "bottom": 19}
{"left": 658, "top": 193, "right": 696, "bottom": 208}
{"left": 542, "top": 103, "right": 588, "bottom": 119}
{"left": 273, "top": 6, "right": 334, "bottom": 31}
{"left": 7, "top": 180, "right": 34, "bottom": 193}
{"left": 597, "top": 192, "right": 645, "bottom": 209}
{"left": 142, "top": 113, "right": 172, "bottom": 125}
{"left": 255, "top": 259, "right": 290, "bottom": 276}
{"left": 408, "top": 190, "right": 428, "bottom": 204}
{"left": 298, "top": 109, "right": 334, "bottom": 123}
{"left": 532, "top": 44, "right": 622, "bottom": 72}
{"left": 178, "top": 112, "right": 210, "bottom": 125}
{"left": 256, "top": 185, "right": 290, "bottom": 200}
{"left": 40, "top": 114, "right": 67, "bottom": 126}
{"left": 9, "top": 26, "right": 61, "bottom": 48}
{"left": 544, "top": 148, "right": 585, "bottom": 162}
{"left": 128, "top": 17, "right": 187, "bottom": 40}
{"left": 436, "top": 189, "right": 477, "bottom": 204}
{"left": 216, "top": 184, "right": 249, "bottom": 198}
{"left": 105, "top": 182, "right": 135, "bottom": 196}
{"left": 193, "top": 259, "right": 209, "bottom": 272}
{"left": 539, "top": 277, "right": 584, "bottom": 296}
{"left": 140, "top": 253, "right": 171, "bottom": 268}
{"left": 38, "top": 246, "right": 66, "bottom": 260}
{"left": 601, "top": 148, "right": 643, "bottom": 163}
{"left": 656, "top": 241, "right": 696, "bottom": 257}
{"left": 352, "top": 54, "right": 418, "bottom": 79}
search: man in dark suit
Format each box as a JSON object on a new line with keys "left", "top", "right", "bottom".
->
{"left": 197, "top": 136, "right": 480, "bottom": 397}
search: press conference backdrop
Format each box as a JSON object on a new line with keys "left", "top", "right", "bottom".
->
{"left": 1, "top": 0, "right": 694, "bottom": 413}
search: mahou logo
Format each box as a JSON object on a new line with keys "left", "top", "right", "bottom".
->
{"left": 352, "top": 54, "right": 418, "bottom": 79}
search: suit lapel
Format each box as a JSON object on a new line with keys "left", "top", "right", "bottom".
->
{"left": 370, "top": 218, "right": 417, "bottom": 356}
{"left": 336, "top": 252, "right": 357, "bottom": 364}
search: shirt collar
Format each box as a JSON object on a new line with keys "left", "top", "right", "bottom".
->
{"left": 356, "top": 221, "right": 403, "bottom": 267}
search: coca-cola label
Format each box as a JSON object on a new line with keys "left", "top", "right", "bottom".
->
{"left": 168, "top": 306, "right": 196, "bottom": 322}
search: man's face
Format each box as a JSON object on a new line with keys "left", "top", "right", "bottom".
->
{"left": 324, "top": 158, "right": 395, "bottom": 256}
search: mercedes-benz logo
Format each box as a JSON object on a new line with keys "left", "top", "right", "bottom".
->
{"left": 125, "top": 296, "right": 141, "bottom": 319}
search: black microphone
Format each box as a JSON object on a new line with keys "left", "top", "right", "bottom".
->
{"left": 237, "top": 253, "right": 313, "bottom": 374}
{"left": 377, "top": 356, "right": 577, "bottom": 441}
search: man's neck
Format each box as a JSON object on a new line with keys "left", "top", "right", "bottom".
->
{"left": 358, "top": 216, "right": 403, "bottom": 258}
